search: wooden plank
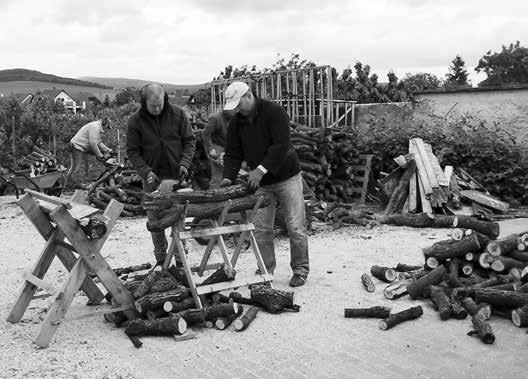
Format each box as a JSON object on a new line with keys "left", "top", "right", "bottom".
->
{"left": 24, "top": 189, "right": 72, "bottom": 209}
{"left": 409, "top": 140, "right": 433, "bottom": 195}
{"left": 408, "top": 169, "right": 418, "bottom": 213}
{"left": 179, "top": 223, "right": 255, "bottom": 240}
{"left": 424, "top": 143, "right": 448, "bottom": 186}
{"left": 411, "top": 138, "right": 439, "bottom": 188}
{"left": 175, "top": 234, "right": 203, "bottom": 309}
{"left": 191, "top": 263, "right": 224, "bottom": 273}
{"left": 444, "top": 166, "right": 454, "bottom": 185}
{"left": 196, "top": 274, "right": 273, "bottom": 295}
{"left": 417, "top": 174, "right": 433, "bottom": 215}
{"left": 34, "top": 258, "right": 88, "bottom": 347}
{"left": 38, "top": 200, "right": 99, "bottom": 220}
{"left": 460, "top": 190, "right": 509, "bottom": 213}
{"left": 51, "top": 304, "right": 135, "bottom": 325}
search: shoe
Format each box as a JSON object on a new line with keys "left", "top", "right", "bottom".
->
{"left": 289, "top": 274, "right": 307, "bottom": 287}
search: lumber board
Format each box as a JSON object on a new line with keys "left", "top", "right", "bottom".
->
{"left": 411, "top": 138, "right": 438, "bottom": 189}
{"left": 460, "top": 190, "right": 509, "bottom": 213}
{"left": 409, "top": 141, "right": 433, "bottom": 195}
{"left": 424, "top": 143, "right": 448, "bottom": 186}
{"left": 178, "top": 223, "right": 255, "bottom": 240}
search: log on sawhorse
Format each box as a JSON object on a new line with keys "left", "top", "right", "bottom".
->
{"left": 162, "top": 196, "right": 273, "bottom": 310}
{"left": 6, "top": 189, "right": 138, "bottom": 348}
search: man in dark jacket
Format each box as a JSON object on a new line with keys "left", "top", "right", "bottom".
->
{"left": 221, "top": 81, "right": 309, "bottom": 287}
{"left": 127, "top": 84, "right": 196, "bottom": 264}
{"left": 202, "top": 110, "right": 232, "bottom": 188}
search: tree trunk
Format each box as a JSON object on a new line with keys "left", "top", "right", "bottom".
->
{"left": 344, "top": 306, "right": 391, "bottom": 319}
{"left": 370, "top": 265, "right": 397, "bottom": 283}
{"left": 422, "top": 234, "right": 481, "bottom": 261}
{"left": 512, "top": 305, "right": 528, "bottom": 327}
{"left": 135, "top": 287, "right": 189, "bottom": 314}
{"left": 361, "top": 273, "right": 375, "bottom": 292}
{"left": 384, "top": 161, "right": 416, "bottom": 214}
{"left": 250, "top": 285, "right": 299, "bottom": 313}
{"left": 143, "top": 184, "right": 254, "bottom": 207}
{"left": 125, "top": 316, "right": 187, "bottom": 336}
{"left": 234, "top": 306, "right": 259, "bottom": 331}
{"left": 430, "top": 286, "right": 452, "bottom": 320}
{"left": 474, "top": 288, "right": 528, "bottom": 309}
{"left": 379, "top": 306, "right": 423, "bottom": 330}
{"left": 147, "top": 195, "right": 270, "bottom": 232}
{"left": 407, "top": 265, "right": 446, "bottom": 299}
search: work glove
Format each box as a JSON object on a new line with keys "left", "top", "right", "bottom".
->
{"left": 146, "top": 171, "right": 160, "bottom": 187}
{"left": 179, "top": 166, "right": 188, "bottom": 179}
{"left": 209, "top": 148, "right": 219, "bottom": 159}
{"left": 248, "top": 168, "right": 264, "bottom": 190}
{"left": 220, "top": 178, "right": 232, "bottom": 188}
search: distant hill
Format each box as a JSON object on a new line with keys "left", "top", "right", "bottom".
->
{"left": 79, "top": 77, "right": 206, "bottom": 93}
{"left": 0, "top": 81, "right": 118, "bottom": 101}
{"left": 0, "top": 69, "right": 111, "bottom": 89}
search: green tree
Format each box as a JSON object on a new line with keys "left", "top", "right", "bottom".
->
{"left": 476, "top": 41, "right": 528, "bottom": 87}
{"left": 400, "top": 72, "right": 443, "bottom": 92}
{"left": 113, "top": 87, "right": 138, "bottom": 106}
{"left": 103, "top": 94, "right": 111, "bottom": 107}
{"left": 445, "top": 55, "right": 469, "bottom": 87}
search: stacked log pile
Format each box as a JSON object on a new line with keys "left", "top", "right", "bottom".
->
{"left": 351, "top": 223, "right": 528, "bottom": 344}
{"left": 290, "top": 126, "right": 370, "bottom": 203}
{"left": 380, "top": 138, "right": 509, "bottom": 217}
{"left": 105, "top": 266, "right": 300, "bottom": 348}
{"left": 18, "top": 147, "right": 65, "bottom": 175}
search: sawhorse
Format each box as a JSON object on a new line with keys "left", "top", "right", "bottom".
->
{"left": 163, "top": 196, "right": 273, "bottom": 309}
{"left": 7, "top": 189, "right": 137, "bottom": 348}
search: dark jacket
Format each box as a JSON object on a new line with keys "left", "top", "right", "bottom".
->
{"left": 223, "top": 97, "right": 300, "bottom": 186}
{"left": 126, "top": 97, "right": 196, "bottom": 179}
{"left": 202, "top": 111, "right": 231, "bottom": 153}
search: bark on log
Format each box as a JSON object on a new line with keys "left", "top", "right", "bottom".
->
{"left": 132, "top": 269, "right": 163, "bottom": 299}
{"left": 143, "top": 184, "right": 254, "bottom": 207}
{"left": 467, "top": 315, "right": 495, "bottom": 344}
{"left": 491, "top": 307, "right": 513, "bottom": 319}
{"left": 234, "top": 306, "right": 259, "bottom": 331}
{"left": 203, "top": 303, "right": 239, "bottom": 321}
{"left": 146, "top": 308, "right": 167, "bottom": 321}
{"left": 370, "top": 265, "right": 397, "bottom": 283}
{"left": 448, "top": 259, "right": 462, "bottom": 288}
{"left": 407, "top": 265, "right": 446, "bottom": 299}
{"left": 487, "top": 234, "right": 522, "bottom": 257}
{"left": 394, "top": 263, "right": 423, "bottom": 272}
{"left": 449, "top": 295, "right": 468, "bottom": 320}
{"left": 147, "top": 195, "right": 270, "bottom": 232}
{"left": 460, "top": 297, "right": 490, "bottom": 319}
{"left": 229, "top": 292, "right": 259, "bottom": 307}
{"left": 474, "top": 289, "right": 528, "bottom": 309}
{"left": 170, "top": 309, "right": 205, "bottom": 326}
{"left": 149, "top": 276, "right": 182, "bottom": 293}
{"left": 215, "top": 305, "right": 244, "bottom": 330}
{"left": 250, "top": 285, "right": 299, "bottom": 313}
{"left": 80, "top": 214, "right": 108, "bottom": 240}
{"left": 344, "top": 306, "right": 391, "bottom": 319}
{"left": 425, "top": 257, "right": 440, "bottom": 270}
{"left": 430, "top": 286, "right": 452, "bottom": 320}
{"left": 512, "top": 305, "right": 528, "bottom": 327}
{"left": 508, "top": 250, "right": 528, "bottom": 263}
{"left": 125, "top": 316, "right": 187, "bottom": 336}
{"left": 163, "top": 297, "right": 196, "bottom": 313}
{"left": 491, "top": 256, "right": 526, "bottom": 273}
{"left": 379, "top": 306, "right": 423, "bottom": 330}
{"left": 383, "top": 281, "right": 409, "bottom": 300}
{"left": 126, "top": 333, "right": 143, "bottom": 348}
{"left": 455, "top": 216, "right": 500, "bottom": 239}
{"left": 377, "top": 213, "right": 456, "bottom": 228}
{"left": 200, "top": 265, "right": 236, "bottom": 286}
{"left": 361, "top": 273, "right": 375, "bottom": 292}
{"left": 422, "top": 235, "right": 481, "bottom": 261}
{"left": 114, "top": 263, "right": 152, "bottom": 277}
{"left": 135, "top": 287, "right": 189, "bottom": 314}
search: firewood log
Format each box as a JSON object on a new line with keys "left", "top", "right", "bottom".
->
{"left": 474, "top": 289, "right": 528, "bottom": 309}
{"left": 489, "top": 282, "right": 519, "bottom": 291}
{"left": 203, "top": 303, "right": 239, "bottom": 321}
{"left": 149, "top": 276, "right": 182, "bottom": 293}
{"left": 171, "top": 309, "right": 205, "bottom": 326}
{"left": 461, "top": 262, "right": 474, "bottom": 276}
{"left": 113, "top": 263, "right": 152, "bottom": 277}
{"left": 229, "top": 292, "right": 259, "bottom": 306}
{"left": 455, "top": 216, "right": 500, "bottom": 239}
{"left": 467, "top": 315, "right": 495, "bottom": 344}
{"left": 508, "top": 250, "right": 528, "bottom": 262}
{"left": 511, "top": 305, "right": 528, "bottom": 327}
{"left": 407, "top": 265, "right": 446, "bottom": 299}
{"left": 449, "top": 295, "right": 468, "bottom": 319}
{"left": 200, "top": 265, "right": 236, "bottom": 286}
{"left": 490, "top": 256, "right": 526, "bottom": 273}
{"left": 250, "top": 285, "right": 300, "bottom": 313}
{"left": 146, "top": 308, "right": 167, "bottom": 321}
{"left": 430, "top": 286, "right": 452, "bottom": 320}
{"left": 379, "top": 306, "right": 423, "bottom": 330}
{"left": 135, "top": 287, "right": 189, "bottom": 314}
{"left": 383, "top": 281, "right": 409, "bottom": 300}
{"left": 361, "top": 273, "right": 375, "bottom": 292}
{"left": 492, "top": 307, "right": 514, "bottom": 319}
{"left": 448, "top": 259, "right": 462, "bottom": 287}
{"left": 132, "top": 269, "right": 163, "bottom": 299}
{"left": 422, "top": 235, "right": 481, "bottom": 261}
{"left": 460, "top": 297, "right": 490, "bottom": 320}
{"left": 211, "top": 293, "right": 231, "bottom": 304}
{"left": 163, "top": 298, "right": 196, "bottom": 313}
{"left": 234, "top": 306, "right": 259, "bottom": 331}
{"left": 394, "top": 263, "right": 423, "bottom": 272}
{"left": 370, "top": 265, "right": 397, "bottom": 283}
{"left": 486, "top": 234, "right": 523, "bottom": 257}
{"left": 144, "top": 184, "right": 253, "bottom": 206}
{"left": 125, "top": 316, "right": 187, "bottom": 336}
{"left": 344, "top": 306, "right": 391, "bottom": 319}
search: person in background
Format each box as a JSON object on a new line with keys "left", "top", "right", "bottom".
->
{"left": 66, "top": 115, "right": 112, "bottom": 189}
{"left": 202, "top": 110, "right": 232, "bottom": 188}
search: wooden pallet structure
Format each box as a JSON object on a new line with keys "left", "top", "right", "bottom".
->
{"left": 7, "top": 189, "right": 137, "bottom": 348}
{"left": 163, "top": 196, "right": 273, "bottom": 310}
{"left": 350, "top": 154, "right": 373, "bottom": 204}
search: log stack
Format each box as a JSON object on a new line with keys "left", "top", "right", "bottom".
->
{"left": 290, "top": 126, "right": 372, "bottom": 204}
{"left": 18, "top": 146, "right": 65, "bottom": 175}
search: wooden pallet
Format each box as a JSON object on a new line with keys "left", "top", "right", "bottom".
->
{"left": 347, "top": 154, "right": 373, "bottom": 204}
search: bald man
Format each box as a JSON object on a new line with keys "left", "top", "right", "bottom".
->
{"left": 127, "top": 84, "right": 196, "bottom": 265}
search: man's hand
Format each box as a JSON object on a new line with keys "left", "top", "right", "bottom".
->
{"left": 159, "top": 179, "right": 179, "bottom": 194}
{"left": 103, "top": 152, "right": 112, "bottom": 159}
{"left": 220, "top": 178, "right": 232, "bottom": 187}
{"left": 146, "top": 171, "right": 160, "bottom": 186}
{"left": 179, "top": 166, "right": 188, "bottom": 179}
{"left": 96, "top": 155, "right": 106, "bottom": 162}
{"left": 209, "top": 148, "right": 218, "bottom": 159}
{"left": 248, "top": 168, "right": 264, "bottom": 190}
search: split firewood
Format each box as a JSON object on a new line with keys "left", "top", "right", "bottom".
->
{"left": 370, "top": 265, "right": 397, "bottom": 283}
{"left": 449, "top": 228, "right": 466, "bottom": 241}
{"left": 492, "top": 307, "right": 513, "bottom": 320}
{"left": 163, "top": 297, "right": 196, "bottom": 313}
{"left": 430, "top": 286, "right": 452, "bottom": 320}
{"left": 104, "top": 310, "right": 128, "bottom": 327}
{"left": 455, "top": 216, "right": 500, "bottom": 239}
{"left": 383, "top": 281, "right": 409, "bottom": 300}
{"left": 125, "top": 316, "right": 187, "bottom": 337}
{"left": 379, "top": 306, "right": 423, "bottom": 330}
{"left": 422, "top": 234, "right": 481, "bottom": 261}
{"left": 344, "top": 306, "right": 391, "bottom": 319}
{"left": 135, "top": 287, "right": 189, "bottom": 314}
{"left": 215, "top": 305, "right": 244, "bottom": 330}
{"left": 200, "top": 265, "right": 236, "bottom": 286}
{"left": 149, "top": 276, "right": 182, "bottom": 293}
{"left": 425, "top": 257, "right": 440, "bottom": 270}
{"left": 407, "top": 265, "right": 446, "bottom": 299}
{"left": 234, "top": 306, "right": 259, "bottom": 331}
{"left": 250, "top": 285, "right": 300, "bottom": 313}
{"left": 361, "top": 273, "right": 375, "bottom": 292}
{"left": 474, "top": 288, "right": 528, "bottom": 309}
{"left": 512, "top": 305, "right": 528, "bottom": 327}
{"left": 467, "top": 315, "right": 495, "bottom": 344}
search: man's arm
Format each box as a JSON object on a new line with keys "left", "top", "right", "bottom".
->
{"left": 222, "top": 120, "right": 243, "bottom": 182}
{"left": 126, "top": 119, "right": 152, "bottom": 178}
{"left": 98, "top": 142, "right": 111, "bottom": 155}
{"left": 88, "top": 124, "right": 104, "bottom": 157}
{"left": 178, "top": 111, "right": 196, "bottom": 169}
{"left": 260, "top": 106, "right": 291, "bottom": 174}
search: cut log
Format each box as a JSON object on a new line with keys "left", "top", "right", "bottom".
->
{"left": 143, "top": 184, "right": 253, "bottom": 206}
{"left": 430, "top": 286, "right": 452, "bottom": 320}
{"left": 474, "top": 289, "right": 528, "bottom": 308}
{"left": 135, "top": 287, "right": 189, "bottom": 314}
{"left": 170, "top": 309, "right": 205, "bottom": 326}
{"left": 370, "top": 265, "right": 397, "bottom": 283}
{"left": 114, "top": 263, "right": 152, "bottom": 277}
{"left": 200, "top": 265, "right": 236, "bottom": 286}
{"left": 378, "top": 213, "right": 455, "bottom": 228}
{"left": 147, "top": 195, "right": 270, "bottom": 231}
{"left": 455, "top": 216, "right": 500, "bottom": 239}
{"left": 478, "top": 253, "right": 494, "bottom": 269}
{"left": 234, "top": 306, "right": 259, "bottom": 331}
{"left": 512, "top": 305, "right": 528, "bottom": 327}
{"left": 422, "top": 234, "right": 481, "bottom": 261}
{"left": 125, "top": 316, "right": 187, "bottom": 336}
{"left": 132, "top": 268, "right": 163, "bottom": 299}
{"left": 449, "top": 295, "right": 468, "bottom": 320}
{"left": 449, "top": 228, "right": 465, "bottom": 241}
{"left": 146, "top": 308, "right": 167, "bottom": 321}
{"left": 126, "top": 333, "right": 143, "bottom": 348}
{"left": 508, "top": 250, "right": 528, "bottom": 263}
{"left": 203, "top": 303, "right": 239, "bottom": 321}
{"left": 163, "top": 297, "right": 196, "bottom": 313}
{"left": 407, "top": 265, "right": 446, "bottom": 299}
{"left": 467, "top": 315, "right": 495, "bottom": 344}
{"left": 491, "top": 256, "right": 526, "bottom": 273}
{"left": 215, "top": 305, "right": 244, "bottom": 330}
{"left": 460, "top": 297, "right": 490, "bottom": 320}
{"left": 229, "top": 292, "right": 259, "bottom": 307}
{"left": 80, "top": 214, "right": 108, "bottom": 240}
{"left": 250, "top": 285, "right": 299, "bottom": 313}
{"left": 383, "top": 281, "right": 409, "bottom": 300}
{"left": 448, "top": 259, "right": 462, "bottom": 288}
{"left": 379, "top": 306, "right": 423, "bottom": 330}
{"left": 361, "top": 273, "right": 375, "bottom": 292}
{"left": 394, "top": 263, "right": 423, "bottom": 272}
{"left": 461, "top": 262, "right": 474, "bottom": 276}
{"left": 487, "top": 234, "right": 523, "bottom": 257}
{"left": 489, "top": 282, "right": 519, "bottom": 292}
{"left": 492, "top": 307, "right": 513, "bottom": 319}
{"left": 149, "top": 276, "right": 182, "bottom": 293}
{"left": 344, "top": 306, "right": 391, "bottom": 319}
{"left": 211, "top": 293, "right": 231, "bottom": 304}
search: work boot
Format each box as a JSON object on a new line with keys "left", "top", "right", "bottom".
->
{"left": 289, "top": 274, "right": 307, "bottom": 287}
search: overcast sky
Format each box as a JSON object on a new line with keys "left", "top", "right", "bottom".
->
{"left": 1, "top": 0, "right": 526, "bottom": 85}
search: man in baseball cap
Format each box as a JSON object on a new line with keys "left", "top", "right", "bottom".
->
{"left": 223, "top": 81, "right": 250, "bottom": 111}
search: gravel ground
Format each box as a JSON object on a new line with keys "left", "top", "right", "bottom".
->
{"left": 1, "top": 194, "right": 528, "bottom": 379}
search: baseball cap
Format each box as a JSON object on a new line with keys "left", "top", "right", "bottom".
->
{"left": 223, "top": 81, "right": 249, "bottom": 111}
{"left": 101, "top": 115, "right": 112, "bottom": 129}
